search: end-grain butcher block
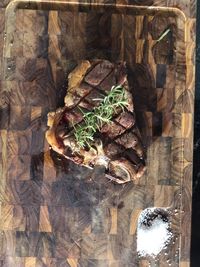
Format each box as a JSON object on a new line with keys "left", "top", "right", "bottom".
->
{"left": 46, "top": 60, "right": 146, "bottom": 184}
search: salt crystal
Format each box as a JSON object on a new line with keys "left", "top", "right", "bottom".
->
{"left": 137, "top": 208, "right": 172, "bottom": 257}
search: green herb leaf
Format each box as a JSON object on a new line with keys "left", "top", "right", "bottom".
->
{"left": 156, "top": 28, "right": 171, "bottom": 43}
{"left": 73, "top": 85, "right": 128, "bottom": 148}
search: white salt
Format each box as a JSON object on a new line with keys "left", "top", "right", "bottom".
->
{"left": 137, "top": 208, "right": 172, "bottom": 257}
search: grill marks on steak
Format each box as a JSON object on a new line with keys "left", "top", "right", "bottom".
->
{"left": 46, "top": 60, "right": 146, "bottom": 184}
{"left": 84, "top": 61, "right": 114, "bottom": 86}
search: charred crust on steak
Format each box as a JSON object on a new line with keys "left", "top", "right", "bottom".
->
{"left": 46, "top": 60, "right": 146, "bottom": 184}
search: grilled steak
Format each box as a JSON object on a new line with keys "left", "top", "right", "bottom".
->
{"left": 46, "top": 60, "right": 146, "bottom": 183}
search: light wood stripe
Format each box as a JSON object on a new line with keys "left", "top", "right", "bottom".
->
{"left": 139, "top": 260, "right": 150, "bottom": 267}
{"left": 129, "top": 209, "right": 142, "bottom": 235}
{"left": 67, "top": 258, "right": 78, "bottom": 267}
{"left": 48, "top": 11, "right": 60, "bottom": 35}
{"left": 182, "top": 113, "right": 193, "bottom": 138}
{"left": 0, "top": 204, "right": 13, "bottom": 230}
{"left": 180, "top": 262, "right": 190, "bottom": 267}
{"left": 109, "top": 208, "right": 117, "bottom": 235}
{"left": 25, "top": 257, "right": 36, "bottom": 267}
{"left": 39, "top": 206, "right": 52, "bottom": 232}
{"left": 43, "top": 150, "right": 57, "bottom": 181}
{"left": 31, "top": 107, "right": 42, "bottom": 121}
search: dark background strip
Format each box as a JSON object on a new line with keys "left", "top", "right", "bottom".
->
{"left": 191, "top": 0, "right": 200, "bottom": 265}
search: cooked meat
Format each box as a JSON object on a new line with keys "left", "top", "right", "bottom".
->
{"left": 46, "top": 60, "right": 146, "bottom": 184}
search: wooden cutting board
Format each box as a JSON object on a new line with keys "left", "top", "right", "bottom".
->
{"left": 0, "top": 1, "right": 195, "bottom": 266}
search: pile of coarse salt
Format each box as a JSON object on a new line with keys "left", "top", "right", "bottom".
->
{"left": 137, "top": 207, "right": 173, "bottom": 257}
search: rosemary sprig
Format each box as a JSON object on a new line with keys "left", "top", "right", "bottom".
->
{"left": 156, "top": 28, "right": 171, "bottom": 43}
{"left": 73, "top": 85, "right": 128, "bottom": 148}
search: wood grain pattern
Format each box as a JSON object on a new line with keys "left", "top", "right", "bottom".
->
{"left": 0, "top": 1, "right": 195, "bottom": 266}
